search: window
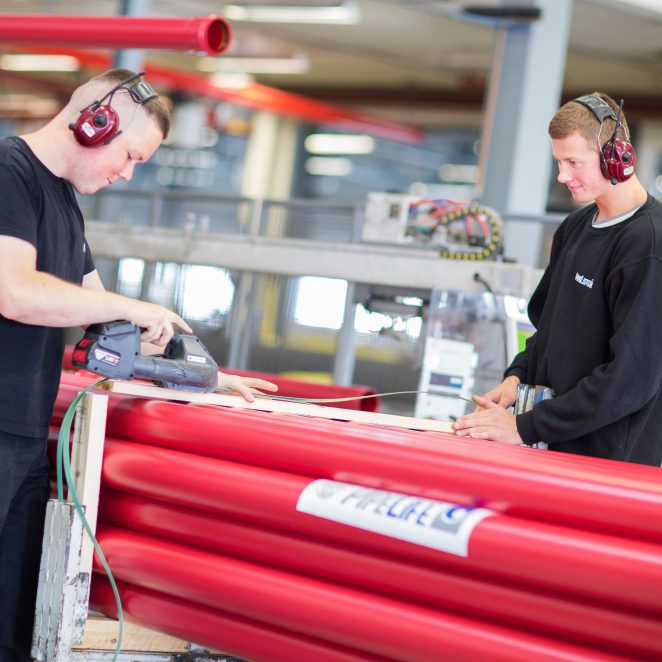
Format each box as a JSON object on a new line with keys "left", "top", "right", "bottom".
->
{"left": 294, "top": 276, "right": 347, "bottom": 329}
{"left": 179, "top": 265, "right": 235, "bottom": 324}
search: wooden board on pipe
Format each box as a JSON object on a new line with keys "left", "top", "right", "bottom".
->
{"left": 99, "top": 380, "right": 453, "bottom": 433}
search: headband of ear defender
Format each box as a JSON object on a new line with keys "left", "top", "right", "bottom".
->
{"left": 68, "top": 71, "right": 158, "bottom": 148}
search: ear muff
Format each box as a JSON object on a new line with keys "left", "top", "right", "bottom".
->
{"left": 601, "top": 137, "right": 636, "bottom": 185}
{"left": 571, "top": 94, "right": 636, "bottom": 185}
{"left": 68, "top": 71, "right": 157, "bottom": 148}
{"left": 68, "top": 103, "right": 120, "bottom": 147}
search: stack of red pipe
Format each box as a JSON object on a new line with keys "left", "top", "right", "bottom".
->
{"left": 52, "top": 371, "right": 662, "bottom": 661}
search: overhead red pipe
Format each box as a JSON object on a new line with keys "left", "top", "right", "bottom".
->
{"left": 90, "top": 577, "right": 387, "bottom": 662}
{"left": 7, "top": 44, "right": 425, "bottom": 144}
{"left": 0, "top": 14, "right": 231, "bottom": 56}
{"left": 100, "top": 490, "right": 662, "bottom": 660}
{"left": 93, "top": 526, "right": 630, "bottom": 662}
{"left": 102, "top": 397, "right": 662, "bottom": 542}
{"left": 99, "top": 439, "right": 662, "bottom": 617}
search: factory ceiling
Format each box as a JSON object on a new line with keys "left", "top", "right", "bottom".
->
{"left": 1, "top": 0, "right": 662, "bottom": 125}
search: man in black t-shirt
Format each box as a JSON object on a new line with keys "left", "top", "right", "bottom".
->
{"left": 453, "top": 93, "right": 662, "bottom": 467}
{"left": 0, "top": 69, "right": 275, "bottom": 661}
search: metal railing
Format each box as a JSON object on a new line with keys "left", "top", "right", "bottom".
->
{"left": 79, "top": 187, "right": 363, "bottom": 243}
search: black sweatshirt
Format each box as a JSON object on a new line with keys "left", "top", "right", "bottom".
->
{"left": 507, "top": 194, "right": 662, "bottom": 466}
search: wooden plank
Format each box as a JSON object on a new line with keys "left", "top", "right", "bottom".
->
{"left": 73, "top": 617, "right": 189, "bottom": 653}
{"left": 99, "top": 380, "right": 454, "bottom": 434}
{"left": 34, "top": 392, "right": 110, "bottom": 660}
{"left": 71, "top": 392, "right": 109, "bottom": 593}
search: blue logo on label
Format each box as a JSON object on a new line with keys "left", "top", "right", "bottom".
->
{"left": 297, "top": 479, "right": 496, "bottom": 557}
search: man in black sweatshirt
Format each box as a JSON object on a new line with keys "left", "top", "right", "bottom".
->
{"left": 453, "top": 93, "right": 662, "bottom": 467}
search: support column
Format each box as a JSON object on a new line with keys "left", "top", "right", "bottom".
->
{"left": 113, "top": 0, "right": 151, "bottom": 71}
{"left": 478, "top": 0, "right": 573, "bottom": 267}
{"left": 225, "top": 273, "right": 257, "bottom": 370}
{"left": 633, "top": 120, "right": 662, "bottom": 194}
{"left": 236, "top": 112, "right": 302, "bottom": 372}
{"left": 241, "top": 111, "right": 299, "bottom": 203}
{"left": 332, "top": 282, "right": 358, "bottom": 385}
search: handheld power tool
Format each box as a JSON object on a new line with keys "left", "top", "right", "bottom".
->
{"left": 71, "top": 320, "right": 219, "bottom": 393}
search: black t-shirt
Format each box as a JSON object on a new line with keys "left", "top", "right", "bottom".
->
{"left": 0, "top": 136, "right": 95, "bottom": 437}
{"left": 507, "top": 195, "right": 662, "bottom": 465}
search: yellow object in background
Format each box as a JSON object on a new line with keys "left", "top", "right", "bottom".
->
{"left": 279, "top": 371, "right": 333, "bottom": 384}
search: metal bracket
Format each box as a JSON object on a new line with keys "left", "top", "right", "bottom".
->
{"left": 32, "top": 501, "right": 88, "bottom": 660}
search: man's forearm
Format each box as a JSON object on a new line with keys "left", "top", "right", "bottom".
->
{"left": 1, "top": 270, "right": 138, "bottom": 327}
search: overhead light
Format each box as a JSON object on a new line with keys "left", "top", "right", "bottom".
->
{"left": 305, "top": 157, "right": 353, "bottom": 176}
{"left": 304, "top": 133, "right": 375, "bottom": 155}
{"left": 421, "top": 2, "right": 541, "bottom": 25}
{"left": 440, "top": 52, "right": 491, "bottom": 71}
{"left": 438, "top": 164, "right": 478, "bottom": 184}
{"left": 209, "top": 73, "right": 255, "bottom": 89}
{"left": 607, "top": 0, "right": 662, "bottom": 15}
{"left": 222, "top": 1, "right": 360, "bottom": 24}
{"left": 461, "top": 5, "right": 541, "bottom": 23}
{"left": 198, "top": 55, "right": 309, "bottom": 74}
{"left": 0, "top": 54, "right": 80, "bottom": 72}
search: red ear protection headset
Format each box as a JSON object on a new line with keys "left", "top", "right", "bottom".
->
{"left": 68, "top": 71, "right": 158, "bottom": 147}
{"left": 571, "top": 94, "right": 636, "bottom": 185}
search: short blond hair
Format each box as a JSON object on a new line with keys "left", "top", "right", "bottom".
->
{"left": 81, "top": 68, "right": 170, "bottom": 139}
{"left": 549, "top": 92, "right": 629, "bottom": 151}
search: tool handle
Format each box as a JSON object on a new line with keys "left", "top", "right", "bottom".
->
{"left": 133, "top": 355, "right": 218, "bottom": 393}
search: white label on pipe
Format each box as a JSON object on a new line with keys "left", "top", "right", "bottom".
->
{"left": 296, "top": 479, "right": 495, "bottom": 558}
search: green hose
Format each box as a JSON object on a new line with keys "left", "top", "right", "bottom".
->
{"left": 56, "top": 378, "right": 123, "bottom": 661}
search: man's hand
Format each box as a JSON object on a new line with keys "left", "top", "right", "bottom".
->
{"left": 452, "top": 396, "right": 523, "bottom": 444}
{"left": 82, "top": 269, "right": 191, "bottom": 347}
{"left": 128, "top": 301, "right": 192, "bottom": 347}
{"left": 218, "top": 372, "right": 279, "bottom": 402}
{"left": 475, "top": 375, "right": 520, "bottom": 411}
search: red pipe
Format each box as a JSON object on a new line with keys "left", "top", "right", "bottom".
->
{"left": 99, "top": 439, "right": 662, "bottom": 617}
{"left": 52, "top": 377, "right": 130, "bottom": 426}
{"left": 90, "top": 577, "right": 388, "bottom": 662}
{"left": 99, "top": 490, "right": 662, "bottom": 660}
{"left": 93, "top": 526, "right": 630, "bottom": 662}
{"left": 11, "top": 43, "right": 425, "bottom": 144}
{"left": 0, "top": 14, "right": 231, "bottom": 56}
{"left": 102, "top": 397, "right": 662, "bottom": 542}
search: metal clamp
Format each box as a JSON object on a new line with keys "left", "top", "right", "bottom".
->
{"left": 513, "top": 384, "right": 554, "bottom": 448}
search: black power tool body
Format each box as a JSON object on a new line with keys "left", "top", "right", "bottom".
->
{"left": 71, "top": 321, "right": 219, "bottom": 393}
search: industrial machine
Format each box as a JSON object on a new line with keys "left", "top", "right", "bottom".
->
{"left": 360, "top": 191, "right": 533, "bottom": 421}
{"left": 362, "top": 192, "right": 503, "bottom": 260}
{"left": 415, "top": 287, "right": 532, "bottom": 421}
